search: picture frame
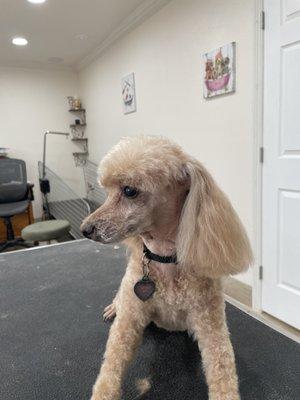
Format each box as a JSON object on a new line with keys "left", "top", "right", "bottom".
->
{"left": 121, "top": 72, "right": 136, "bottom": 114}
{"left": 203, "top": 42, "right": 236, "bottom": 98}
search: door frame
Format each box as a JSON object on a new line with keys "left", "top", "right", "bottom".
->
{"left": 252, "top": 0, "right": 264, "bottom": 312}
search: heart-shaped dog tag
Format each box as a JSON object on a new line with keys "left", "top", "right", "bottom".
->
{"left": 134, "top": 276, "right": 156, "bottom": 301}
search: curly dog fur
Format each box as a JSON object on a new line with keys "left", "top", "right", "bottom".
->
{"left": 81, "top": 135, "right": 253, "bottom": 400}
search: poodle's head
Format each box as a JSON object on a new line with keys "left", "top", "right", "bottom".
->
{"left": 81, "top": 135, "right": 253, "bottom": 278}
{"left": 81, "top": 136, "right": 188, "bottom": 245}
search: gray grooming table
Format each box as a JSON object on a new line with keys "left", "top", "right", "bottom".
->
{"left": 0, "top": 239, "right": 299, "bottom": 400}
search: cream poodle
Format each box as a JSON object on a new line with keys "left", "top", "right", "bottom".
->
{"left": 81, "top": 135, "right": 253, "bottom": 400}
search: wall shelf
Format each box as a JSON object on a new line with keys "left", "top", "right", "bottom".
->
{"left": 72, "top": 151, "right": 88, "bottom": 167}
{"left": 70, "top": 123, "right": 86, "bottom": 128}
{"left": 69, "top": 108, "right": 86, "bottom": 113}
{"left": 73, "top": 151, "right": 88, "bottom": 156}
{"left": 67, "top": 98, "right": 88, "bottom": 166}
{"left": 72, "top": 137, "right": 88, "bottom": 152}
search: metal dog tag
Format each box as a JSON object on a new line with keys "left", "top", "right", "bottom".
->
{"left": 134, "top": 276, "right": 156, "bottom": 301}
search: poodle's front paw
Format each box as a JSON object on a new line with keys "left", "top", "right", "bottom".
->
{"left": 90, "top": 396, "right": 118, "bottom": 400}
{"left": 90, "top": 386, "right": 121, "bottom": 400}
{"left": 209, "top": 392, "right": 240, "bottom": 400}
{"left": 103, "top": 303, "right": 116, "bottom": 322}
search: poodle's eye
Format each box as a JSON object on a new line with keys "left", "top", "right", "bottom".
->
{"left": 123, "top": 186, "right": 139, "bottom": 199}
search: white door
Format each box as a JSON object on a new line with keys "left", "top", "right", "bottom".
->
{"left": 262, "top": 0, "right": 300, "bottom": 330}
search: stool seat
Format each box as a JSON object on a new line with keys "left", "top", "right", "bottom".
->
{"left": 22, "top": 220, "right": 70, "bottom": 242}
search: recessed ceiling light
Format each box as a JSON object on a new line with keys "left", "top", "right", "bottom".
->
{"left": 27, "top": 0, "right": 47, "bottom": 4}
{"left": 75, "top": 34, "right": 88, "bottom": 41}
{"left": 12, "top": 37, "right": 28, "bottom": 46}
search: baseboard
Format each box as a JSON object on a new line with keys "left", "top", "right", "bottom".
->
{"left": 224, "top": 276, "right": 252, "bottom": 308}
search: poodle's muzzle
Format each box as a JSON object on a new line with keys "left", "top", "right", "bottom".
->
{"left": 81, "top": 219, "right": 119, "bottom": 243}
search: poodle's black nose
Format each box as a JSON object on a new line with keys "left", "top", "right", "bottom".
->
{"left": 81, "top": 224, "right": 95, "bottom": 239}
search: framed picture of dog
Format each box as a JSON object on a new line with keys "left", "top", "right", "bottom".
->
{"left": 121, "top": 72, "right": 137, "bottom": 114}
{"left": 203, "top": 42, "right": 236, "bottom": 98}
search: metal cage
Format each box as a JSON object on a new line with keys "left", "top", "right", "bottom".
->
{"left": 38, "top": 161, "right": 106, "bottom": 239}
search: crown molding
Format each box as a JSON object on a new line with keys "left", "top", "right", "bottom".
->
{"left": 0, "top": 60, "right": 73, "bottom": 73}
{"left": 75, "top": 0, "right": 172, "bottom": 71}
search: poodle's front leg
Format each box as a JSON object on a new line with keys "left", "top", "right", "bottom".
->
{"left": 91, "top": 306, "right": 148, "bottom": 400}
{"left": 188, "top": 304, "right": 240, "bottom": 400}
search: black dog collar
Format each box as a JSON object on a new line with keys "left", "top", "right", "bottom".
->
{"left": 134, "top": 244, "right": 177, "bottom": 301}
{"left": 143, "top": 244, "right": 177, "bottom": 264}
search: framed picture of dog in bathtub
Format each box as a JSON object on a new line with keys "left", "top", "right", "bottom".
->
{"left": 203, "top": 42, "right": 236, "bottom": 98}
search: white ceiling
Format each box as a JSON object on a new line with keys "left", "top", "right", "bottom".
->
{"left": 0, "top": 0, "right": 168, "bottom": 71}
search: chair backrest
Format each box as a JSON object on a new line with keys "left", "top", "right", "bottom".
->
{"left": 0, "top": 158, "right": 27, "bottom": 204}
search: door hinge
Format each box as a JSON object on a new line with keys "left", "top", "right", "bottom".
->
{"left": 261, "top": 11, "right": 265, "bottom": 30}
{"left": 259, "top": 147, "right": 264, "bottom": 163}
{"left": 259, "top": 265, "right": 263, "bottom": 280}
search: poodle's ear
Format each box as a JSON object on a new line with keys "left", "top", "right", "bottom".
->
{"left": 176, "top": 159, "right": 253, "bottom": 278}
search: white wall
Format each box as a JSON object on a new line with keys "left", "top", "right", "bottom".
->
{"left": 79, "top": 0, "right": 256, "bottom": 285}
{"left": 0, "top": 67, "right": 84, "bottom": 218}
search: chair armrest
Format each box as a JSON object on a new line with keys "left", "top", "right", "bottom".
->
{"left": 26, "top": 183, "right": 34, "bottom": 201}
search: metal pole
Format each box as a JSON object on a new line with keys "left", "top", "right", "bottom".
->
{"left": 41, "top": 131, "right": 69, "bottom": 219}
{"left": 42, "top": 131, "right": 69, "bottom": 178}
{"left": 42, "top": 131, "right": 47, "bottom": 179}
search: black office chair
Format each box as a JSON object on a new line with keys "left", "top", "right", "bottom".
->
{"left": 0, "top": 158, "right": 34, "bottom": 252}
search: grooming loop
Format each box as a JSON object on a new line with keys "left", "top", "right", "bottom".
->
{"left": 142, "top": 252, "right": 151, "bottom": 277}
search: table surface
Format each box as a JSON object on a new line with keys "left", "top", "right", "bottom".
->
{"left": 0, "top": 239, "right": 299, "bottom": 400}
